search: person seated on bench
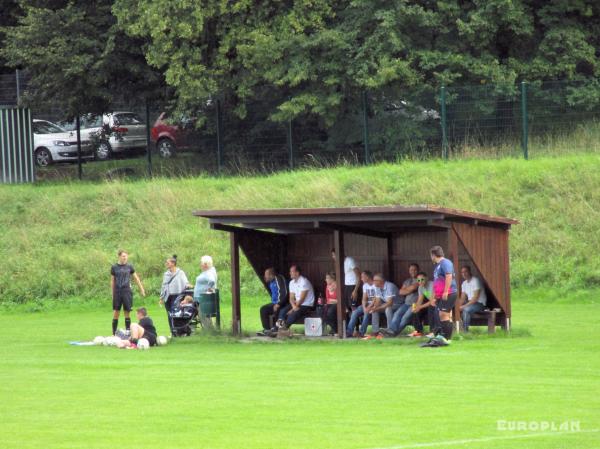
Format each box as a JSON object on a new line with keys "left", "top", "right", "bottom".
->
{"left": 277, "top": 265, "right": 315, "bottom": 330}
{"left": 459, "top": 265, "right": 487, "bottom": 331}
{"left": 321, "top": 272, "right": 338, "bottom": 335}
{"left": 345, "top": 271, "right": 376, "bottom": 338}
{"left": 258, "top": 268, "right": 288, "bottom": 335}
{"left": 412, "top": 272, "right": 439, "bottom": 337}
{"left": 380, "top": 265, "right": 420, "bottom": 337}
{"left": 363, "top": 273, "right": 400, "bottom": 337}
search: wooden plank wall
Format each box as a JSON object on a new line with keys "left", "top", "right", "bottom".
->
{"left": 452, "top": 223, "right": 511, "bottom": 317}
{"left": 286, "top": 233, "right": 388, "bottom": 293}
{"left": 238, "top": 230, "right": 288, "bottom": 293}
{"left": 288, "top": 231, "right": 452, "bottom": 289}
{"left": 391, "top": 230, "right": 448, "bottom": 283}
{"left": 284, "top": 225, "right": 510, "bottom": 313}
{"left": 344, "top": 234, "right": 387, "bottom": 276}
{"left": 287, "top": 233, "right": 333, "bottom": 296}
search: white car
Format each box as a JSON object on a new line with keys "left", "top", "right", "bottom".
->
{"left": 59, "top": 112, "right": 147, "bottom": 160}
{"left": 32, "top": 120, "right": 94, "bottom": 167}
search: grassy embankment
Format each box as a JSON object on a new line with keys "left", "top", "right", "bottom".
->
{"left": 1, "top": 154, "right": 600, "bottom": 310}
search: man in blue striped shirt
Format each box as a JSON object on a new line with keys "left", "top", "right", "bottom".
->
{"left": 258, "top": 268, "right": 288, "bottom": 335}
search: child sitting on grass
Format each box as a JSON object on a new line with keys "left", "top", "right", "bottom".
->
{"left": 117, "top": 307, "right": 157, "bottom": 348}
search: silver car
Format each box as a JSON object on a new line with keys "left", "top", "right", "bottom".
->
{"left": 59, "top": 112, "right": 147, "bottom": 160}
{"left": 32, "top": 120, "right": 94, "bottom": 167}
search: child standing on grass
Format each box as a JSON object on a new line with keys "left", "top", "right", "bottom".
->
{"left": 111, "top": 250, "right": 146, "bottom": 335}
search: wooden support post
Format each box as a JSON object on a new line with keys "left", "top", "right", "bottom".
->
{"left": 448, "top": 225, "right": 461, "bottom": 331}
{"left": 386, "top": 235, "right": 394, "bottom": 281}
{"left": 333, "top": 230, "right": 345, "bottom": 338}
{"left": 230, "top": 232, "right": 241, "bottom": 336}
{"left": 503, "top": 230, "right": 512, "bottom": 323}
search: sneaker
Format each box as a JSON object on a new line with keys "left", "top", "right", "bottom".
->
{"left": 256, "top": 330, "right": 268, "bottom": 336}
{"left": 375, "top": 334, "right": 384, "bottom": 340}
{"left": 420, "top": 339, "right": 442, "bottom": 347}
{"left": 433, "top": 335, "right": 450, "bottom": 345}
{"left": 115, "top": 329, "right": 130, "bottom": 340}
{"left": 361, "top": 335, "right": 373, "bottom": 340}
{"left": 408, "top": 331, "right": 423, "bottom": 337}
{"left": 352, "top": 331, "right": 360, "bottom": 338}
{"left": 381, "top": 328, "right": 396, "bottom": 337}
{"left": 425, "top": 332, "right": 434, "bottom": 338}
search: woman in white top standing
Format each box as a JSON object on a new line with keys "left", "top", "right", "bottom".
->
{"left": 193, "top": 255, "right": 218, "bottom": 327}
{"left": 194, "top": 255, "right": 218, "bottom": 298}
{"left": 159, "top": 255, "right": 190, "bottom": 336}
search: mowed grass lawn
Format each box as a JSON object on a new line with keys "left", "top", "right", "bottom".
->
{"left": 1, "top": 296, "right": 599, "bottom": 449}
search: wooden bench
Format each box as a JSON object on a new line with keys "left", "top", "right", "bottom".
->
{"left": 469, "top": 308, "right": 506, "bottom": 334}
{"left": 268, "top": 308, "right": 320, "bottom": 329}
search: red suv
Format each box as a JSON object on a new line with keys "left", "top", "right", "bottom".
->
{"left": 151, "top": 112, "right": 202, "bottom": 158}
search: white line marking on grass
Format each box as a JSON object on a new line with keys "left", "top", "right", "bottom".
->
{"left": 366, "top": 429, "right": 600, "bottom": 449}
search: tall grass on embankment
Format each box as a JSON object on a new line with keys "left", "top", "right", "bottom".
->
{"left": 1, "top": 154, "right": 599, "bottom": 305}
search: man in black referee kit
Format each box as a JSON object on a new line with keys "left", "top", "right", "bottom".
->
{"left": 111, "top": 250, "right": 146, "bottom": 335}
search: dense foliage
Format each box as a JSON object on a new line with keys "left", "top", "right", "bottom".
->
{"left": 0, "top": 0, "right": 163, "bottom": 117}
{"left": 1, "top": 1, "right": 598, "bottom": 122}
{"left": 112, "top": 0, "right": 600, "bottom": 121}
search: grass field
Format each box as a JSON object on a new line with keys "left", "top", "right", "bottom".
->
{"left": 1, "top": 293, "right": 599, "bottom": 449}
{"left": 2, "top": 154, "right": 600, "bottom": 448}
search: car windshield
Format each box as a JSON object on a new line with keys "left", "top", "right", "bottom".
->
{"left": 114, "top": 113, "right": 143, "bottom": 126}
{"left": 57, "top": 115, "right": 103, "bottom": 131}
{"left": 33, "top": 121, "right": 65, "bottom": 134}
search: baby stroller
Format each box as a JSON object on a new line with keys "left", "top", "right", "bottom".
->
{"left": 169, "top": 289, "right": 199, "bottom": 337}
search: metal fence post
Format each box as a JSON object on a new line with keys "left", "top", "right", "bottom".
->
{"left": 287, "top": 115, "right": 294, "bottom": 170}
{"left": 76, "top": 114, "right": 82, "bottom": 180}
{"left": 216, "top": 99, "right": 223, "bottom": 173}
{"left": 15, "top": 69, "right": 20, "bottom": 104}
{"left": 145, "top": 99, "right": 153, "bottom": 177}
{"left": 440, "top": 86, "right": 448, "bottom": 160}
{"left": 362, "top": 91, "right": 370, "bottom": 164}
{"left": 521, "top": 81, "right": 528, "bottom": 160}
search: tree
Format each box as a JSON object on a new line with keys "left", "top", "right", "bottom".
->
{"left": 113, "top": 0, "right": 599, "bottom": 122}
{"left": 0, "top": 0, "right": 23, "bottom": 73}
{"left": 1, "top": 0, "right": 164, "bottom": 118}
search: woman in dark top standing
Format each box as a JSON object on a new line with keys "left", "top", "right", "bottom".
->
{"left": 110, "top": 250, "right": 146, "bottom": 335}
{"left": 429, "top": 245, "right": 457, "bottom": 341}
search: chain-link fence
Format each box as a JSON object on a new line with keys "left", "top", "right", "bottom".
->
{"left": 1, "top": 70, "right": 599, "bottom": 182}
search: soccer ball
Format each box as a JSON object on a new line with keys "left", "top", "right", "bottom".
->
{"left": 93, "top": 336, "right": 105, "bottom": 345}
{"left": 157, "top": 336, "right": 168, "bottom": 346}
{"left": 106, "top": 336, "right": 120, "bottom": 347}
{"left": 137, "top": 338, "right": 150, "bottom": 350}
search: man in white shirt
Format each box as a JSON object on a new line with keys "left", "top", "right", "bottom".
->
{"left": 345, "top": 271, "right": 375, "bottom": 337}
{"left": 331, "top": 250, "right": 362, "bottom": 309}
{"left": 364, "top": 273, "right": 400, "bottom": 336}
{"left": 277, "top": 265, "right": 315, "bottom": 330}
{"left": 459, "top": 266, "right": 487, "bottom": 331}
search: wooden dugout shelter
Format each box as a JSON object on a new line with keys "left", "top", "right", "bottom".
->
{"left": 193, "top": 206, "right": 518, "bottom": 336}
